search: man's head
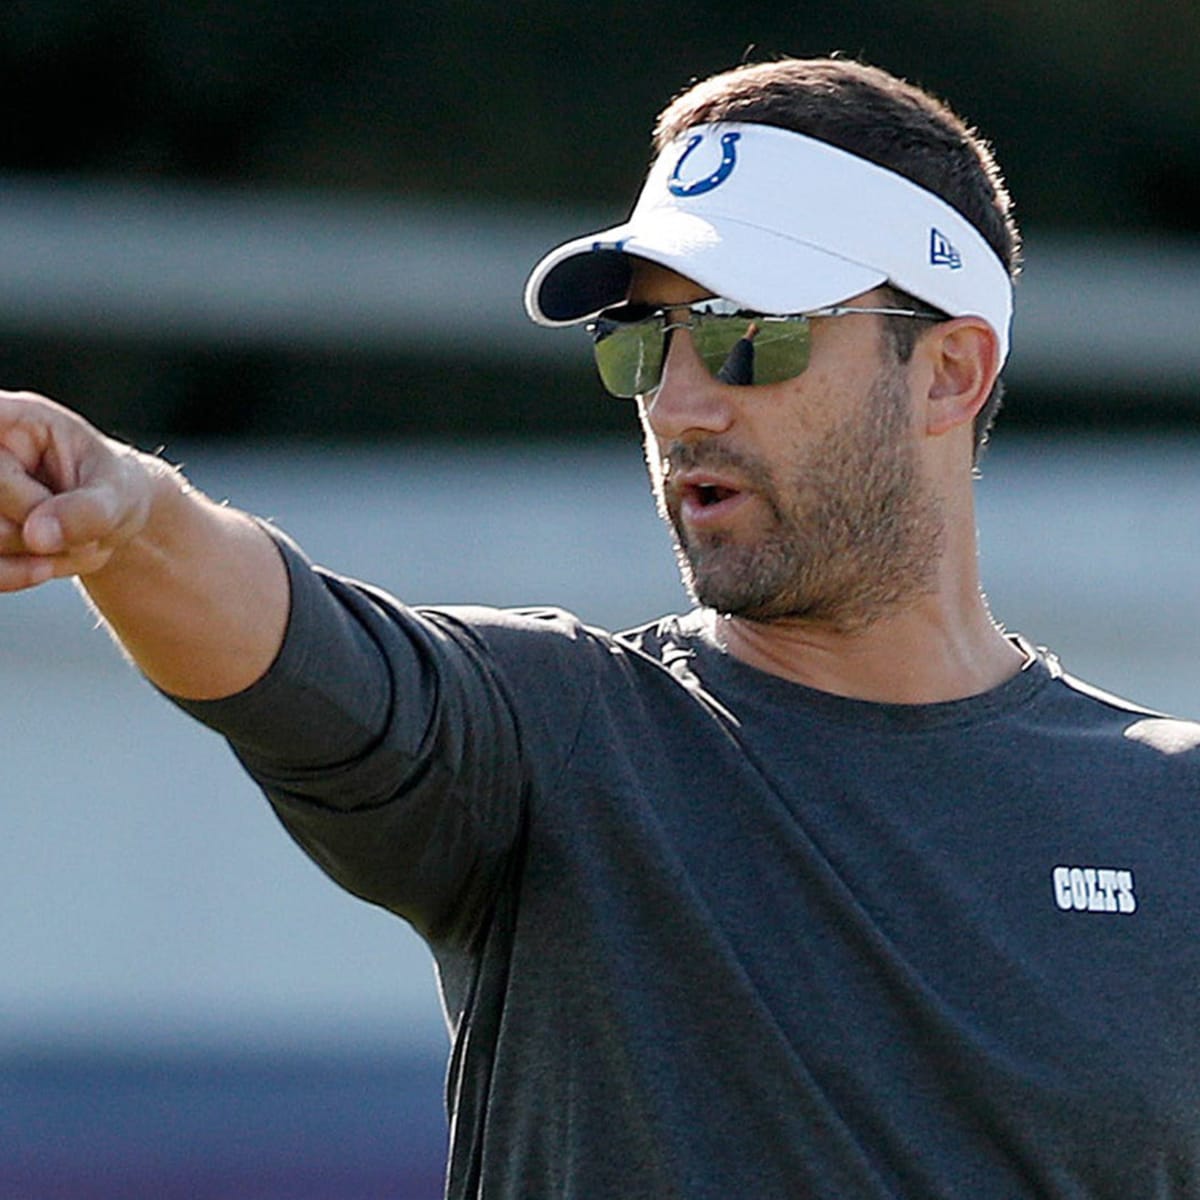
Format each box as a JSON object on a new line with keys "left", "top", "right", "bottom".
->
{"left": 524, "top": 57, "right": 1019, "bottom": 628}
{"left": 525, "top": 56, "right": 1020, "bottom": 460}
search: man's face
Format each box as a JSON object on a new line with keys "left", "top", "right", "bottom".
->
{"left": 632, "top": 264, "right": 945, "bottom": 631}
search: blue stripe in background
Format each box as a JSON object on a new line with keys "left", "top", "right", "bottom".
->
{"left": 0, "top": 1049, "right": 447, "bottom": 1198}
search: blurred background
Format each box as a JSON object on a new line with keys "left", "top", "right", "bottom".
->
{"left": 2, "top": 3, "right": 1198, "bottom": 1197}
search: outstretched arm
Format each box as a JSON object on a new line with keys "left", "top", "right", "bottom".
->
{"left": 0, "top": 390, "right": 288, "bottom": 700}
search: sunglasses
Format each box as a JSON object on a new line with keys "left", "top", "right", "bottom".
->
{"left": 586, "top": 298, "right": 943, "bottom": 398}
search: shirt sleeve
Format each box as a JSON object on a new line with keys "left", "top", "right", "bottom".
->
{"left": 169, "top": 526, "right": 558, "bottom": 946}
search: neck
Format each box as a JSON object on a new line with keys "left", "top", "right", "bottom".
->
{"left": 715, "top": 517, "right": 1025, "bottom": 705}
{"left": 718, "top": 601, "right": 1023, "bottom": 705}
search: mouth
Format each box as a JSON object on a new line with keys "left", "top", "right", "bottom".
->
{"left": 687, "top": 482, "right": 740, "bottom": 507}
{"left": 676, "top": 477, "right": 750, "bottom": 527}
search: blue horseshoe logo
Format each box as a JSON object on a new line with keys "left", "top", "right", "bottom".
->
{"left": 668, "top": 131, "right": 741, "bottom": 197}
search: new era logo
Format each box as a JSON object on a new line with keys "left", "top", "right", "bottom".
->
{"left": 929, "top": 228, "right": 963, "bottom": 269}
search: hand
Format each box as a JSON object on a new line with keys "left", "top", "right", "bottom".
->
{"left": 0, "top": 390, "right": 155, "bottom": 592}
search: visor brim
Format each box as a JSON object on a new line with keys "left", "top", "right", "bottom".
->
{"left": 524, "top": 209, "right": 887, "bottom": 327}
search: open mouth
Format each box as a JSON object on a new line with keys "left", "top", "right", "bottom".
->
{"left": 691, "top": 483, "right": 740, "bottom": 507}
{"left": 677, "top": 482, "right": 749, "bottom": 527}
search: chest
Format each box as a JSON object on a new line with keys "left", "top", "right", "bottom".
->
{"left": 539, "top": 713, "right": 1200, "bottom": 1154}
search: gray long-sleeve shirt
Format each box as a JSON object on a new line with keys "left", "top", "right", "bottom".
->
{"left": 177, "top": 531, "right": 1200, "bottom": 1198}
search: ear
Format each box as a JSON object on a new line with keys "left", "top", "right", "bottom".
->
{"left": 921, "top": 317, "right": 1000, "bottom": 438}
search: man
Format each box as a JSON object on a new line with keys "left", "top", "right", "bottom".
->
{"left": 2, "top": 56, "right": 1199, "bottom": 1198}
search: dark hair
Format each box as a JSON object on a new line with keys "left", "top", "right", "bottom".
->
{"left": 654, "top": 57, "right": 1020, "bottom": 461}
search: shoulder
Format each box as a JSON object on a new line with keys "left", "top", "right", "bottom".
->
{"left": 1037, "top": 649, "right": 1200, "bottom": 765}
{"left": 415, "top": 604, "right": 707, "bottom": 690}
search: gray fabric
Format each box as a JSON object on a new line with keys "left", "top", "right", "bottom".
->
{"left": 175, "top": 530, "right": 1200, "bottom": 1199}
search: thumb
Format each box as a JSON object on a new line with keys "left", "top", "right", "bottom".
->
{"left": 22, "top": 507, "right": 66, "bottom": 555}
{"left": 22, "top": 476, "right": 125, "bottom": 555}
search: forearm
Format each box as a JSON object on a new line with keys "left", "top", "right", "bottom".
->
{"left": 80, "top": 448, "right": 289, "bottom": 700}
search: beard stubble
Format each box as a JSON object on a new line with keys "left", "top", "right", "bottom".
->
{"left": 656, "top": 362, "right": 946, "bottom": 632}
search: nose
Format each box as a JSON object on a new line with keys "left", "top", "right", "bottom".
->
{"left": 640, "top": 329, "right": 736, "bottom": 443}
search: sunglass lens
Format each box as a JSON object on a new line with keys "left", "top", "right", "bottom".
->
{"left": 692, "top": 318, "right": 755, "bottom": 382}
{"left": 591, "top": 318, "right": 664, "bottom": 398}
{"left": 588, "top": 311, "right": 815, "bottom": 397}
{"left": 690, "top": 317, "right": 815, "bottom": 389}
{"left": 741, "top": 319, "right": 813, "bottom": 385}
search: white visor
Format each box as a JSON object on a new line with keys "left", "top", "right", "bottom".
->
{"left": 524, "top": 122, "right": 1013, "bottom": 365}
